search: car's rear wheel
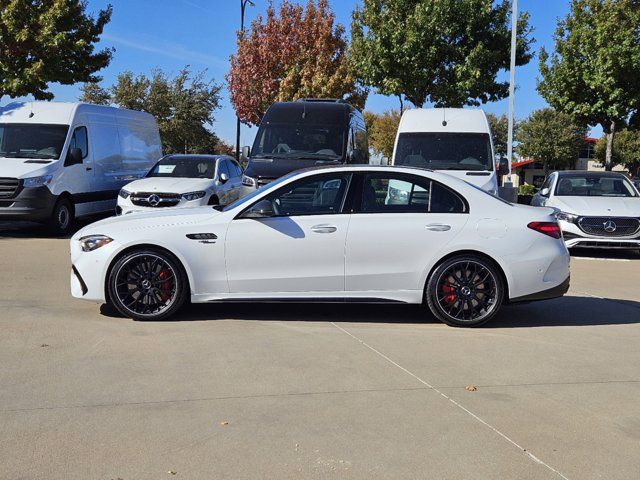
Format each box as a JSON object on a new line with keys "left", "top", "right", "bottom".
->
{"left": 426, "top": 255, "right": 504, "bottom": 327}
{"left": 107, "top": 249, "right": 188, "bottom": 321}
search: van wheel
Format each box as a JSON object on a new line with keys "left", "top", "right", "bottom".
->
{"left": 107, "top": 249, "right": 189, "bottom": 321}
{"left": 425, "top": 255, "right": 504, "bottom": 327}
{"left": 47, "top": 197, "right": 74, "bottom": 235}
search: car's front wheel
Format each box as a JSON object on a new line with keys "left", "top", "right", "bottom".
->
{"left": 107, "top": 249, "right": 189, "bottom": 321}
{"left": 425, "top": 255, "right": 504, "bottom": 327}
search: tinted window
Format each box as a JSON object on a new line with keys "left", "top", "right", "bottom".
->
{"left": 252, "top": 123, "right": 346, "bottom": 160}
{"left": 218, "top": 159, "right": 230, "bottom": 178}
{"left": 265, "top": 174, "right": 351, "bottom": 216}
{"left": 148, "top": 156, "right": 217, "bottom": 179}
{"left": 69, "top": 126, "right": 88, "bottom": 159}
{"left": 395, "top": 132, "right": 492, "bottom": 171}
{"left": 555, "top": 175, "right": 637, "bottom": 197}
{"left": 361, "top": 174, "right": 466, "bottom": 213}
{"left": 0, "top": 123, "right": 69, "bottom": 160}
{"left": 228, "top": 160, "right": 242, "bottom": 177}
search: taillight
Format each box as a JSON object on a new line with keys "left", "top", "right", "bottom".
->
{"left": 527, "top": 221, "right": 562, "bottom": 239}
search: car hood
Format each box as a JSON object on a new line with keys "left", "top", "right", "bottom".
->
{"left": 550, "top": 196, "right": 640, "bottom": 216}
{"left": 124, "top": 177, "right": 214, "bottom": 193}
{"left": 74, "top": 207, "right": 223, "bottom": 238}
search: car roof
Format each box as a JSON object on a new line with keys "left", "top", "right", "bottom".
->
{"left": 554, "top": 171, "right": 628, "bottom": 178}
{"left": 164, "top": 154, "right": 232, "bottom": 160}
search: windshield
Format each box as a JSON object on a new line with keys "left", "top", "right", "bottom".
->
{"left": 395, "top": 132, "right": 493, "bottom": 171}
{"left": 555, "top": 175, "right": 638, "bottom": 197}
{"left": 0, "top": 123, "right": 69, "bottom": 159}
{"left": 251, "top": 123, "right": 346, "bottom": 161}
{"left": 222, "top": 172, "right": 297, "bottom": 212}
{"left": 147, "top": 156, "right": 217, "bottom": 179}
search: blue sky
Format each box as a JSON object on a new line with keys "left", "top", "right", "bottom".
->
{"left": 5, "top": 0, "right": 601, "bottom": 144}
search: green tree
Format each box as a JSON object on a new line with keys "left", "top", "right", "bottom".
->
{"left": 82, "top": 68, "right": 225, "bottom": 154}
{"left": 0, "top": 0, "right": 113, "bottom": 101}
{"left": 228, "top": 0, "right": 366, "bottom": 126}
{"left": 79, "top": 82, "right": 110, "bottom": 105}
{"left": 486, "top": 113, "right": 512, "bottom": 158}
{"left": 364, "top": 109, "right": 400, "bottom": 160}
{"left": 537, "top": 0, "right": 640, "bottom": 171}
{"left": 518, "top": 108, "right": 587, "bottom": 174}
{"left": 595, "top": 128, "right": 640, "bottom": 174}
{"left": 350, "top": 0, "right": 534, "bottom": 108}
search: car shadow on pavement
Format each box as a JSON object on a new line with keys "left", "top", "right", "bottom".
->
{"left": 99, "top": 295, "right": 640, "bottom": 328}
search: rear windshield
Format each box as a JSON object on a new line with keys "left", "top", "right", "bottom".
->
{"left": 0, "top": 123, "right": 69, "bottom": 160}
{"left": 395, "top": 132, "right": 493, "bottom": 171}
{"left": 147, "top": 156, "right": 217, "bottom": 179}
{"left": 555, "top": 175, "right": 638, "bottom": 197}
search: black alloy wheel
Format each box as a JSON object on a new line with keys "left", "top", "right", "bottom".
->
{"left": 108, "top": 249, "right": 188, "bottom": 321}
{"left": 426, "top": 255, "right": 504, "bottom": 327}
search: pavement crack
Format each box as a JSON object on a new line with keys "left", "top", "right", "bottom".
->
{"left": 330, "top": 321, "right": 571, "bottom": 480}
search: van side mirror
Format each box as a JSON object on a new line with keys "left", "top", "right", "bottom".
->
{"left": 498, "top": 157, "right": 510, "bottom": 176}
{"left": 240, "top": 199, "right": 275, "bottom": 219}
{"left": 349, "top": 148, "right": 366, "bottom": 164}
{"left": 219, "top": 172, "right": 229, "bottom": 184}
{"left": 66, "top": 148, "right": 83, "bottom": 166}
{"left": 241, "top": 146, "right": 251, "bottom": 163}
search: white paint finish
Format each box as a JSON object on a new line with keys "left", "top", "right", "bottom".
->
{"left": 476, "top": 218, "right": 508, "bottom": 239}
{"left": 225, "top": 214, "right": 351, "bottom": 293}
{"left": 345, "top": 212, "right": 468, "bottom": 291}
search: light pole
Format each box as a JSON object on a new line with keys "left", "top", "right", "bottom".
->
{"left": 505, "top": 0, "right": 518, "bottom": 185}
{"left": 236, "top": 0, "right": 254, "bottom": 162}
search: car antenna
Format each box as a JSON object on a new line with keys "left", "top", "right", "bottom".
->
{"left": 29, "top": 101, "right": 34, "bottom": 118}
{"left": 302, "top": 100, "right": 306, "bottom": 120}
{"left": 442, "top": 108, "right": 447, "bottom": 127}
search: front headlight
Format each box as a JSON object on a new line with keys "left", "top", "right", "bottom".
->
{"left": 79, "top": 235, "right": 113, "bottom": 252}
{"left": 181, "top": 191, "right": 206, "bottom": 201}
{"left": 242, "top": 175, "right": 256, "bottom": 187}
{"left": 556, "top": 211, "right": 579, "bottom": 223}
{"left": 22, "top": 175, "right": 53, "bottom": 188}
{"left": 118, "top": 189, "right": 131, "bottom": 199}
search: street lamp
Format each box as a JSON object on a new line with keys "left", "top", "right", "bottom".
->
{"left": 505, "top": 0, "right": 518, "bottom": 184}
{"left": 236, "top": 0, "right": 254, "bottom": 163}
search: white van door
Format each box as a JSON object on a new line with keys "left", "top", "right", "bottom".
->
{"left": 61, "top": 125, "right": 96, "bottom": 216}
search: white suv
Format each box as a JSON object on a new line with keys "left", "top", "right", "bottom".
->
{"left": 531, "top": 171, "right": 640, "bottom": 252}
{"left": 117, "top": 154, "right": 243, "bottom": 215}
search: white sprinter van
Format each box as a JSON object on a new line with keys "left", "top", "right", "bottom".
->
{"left": 391, "top": 108, "right": 507, "bottom": 195}
{"left": 0, "top": 102, "right": 161, "bottom": 233}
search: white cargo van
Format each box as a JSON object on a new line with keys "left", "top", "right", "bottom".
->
{"left": 392, "top": 108, "right": 508, "bottom": 194}
{"left": 0, "top": 101, "right": 161, "bottom": 233}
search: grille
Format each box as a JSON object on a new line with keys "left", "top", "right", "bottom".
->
{"left": 578, "top": 217, "right": 640, "bottom": 237}
{"left": 0, "top": 178, "right": 20, "bottom": 199}
{"left": 130, "top": 192, "right": 181, "bottom": 208}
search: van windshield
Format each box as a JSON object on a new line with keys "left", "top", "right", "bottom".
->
{"left": 0, "top": 123, "right": 69, "bottom": 159}
{"left": 252, "top": 123, "right": 345, "bottom": 161}
{"left": 395, "top": 132, "right": 493, "bottom": 171}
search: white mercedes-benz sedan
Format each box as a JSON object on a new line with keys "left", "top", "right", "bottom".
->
{"left": 531, "top": 171, "right": 640, "bottom": 252}
{"left": 70, "top": 166, "right": 570, "bottom": 327}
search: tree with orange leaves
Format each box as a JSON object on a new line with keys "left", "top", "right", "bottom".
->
{"left": 227, "top": 0, "right": 366, "bottom": 126}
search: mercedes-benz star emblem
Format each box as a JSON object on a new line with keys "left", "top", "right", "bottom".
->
{"left": 603, "top": 220, "right": 617, "bottom": 233}
{"left": 148, "top": 194, "right": 161, "bottom": 207}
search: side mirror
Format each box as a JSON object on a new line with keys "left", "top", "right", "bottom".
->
{"left": 66, "top": 147, "right": 83, "bottom": 166}
{"left": 219, "top": 172, "right": 229, "bottom": 184}
{"left": 498, "top": 157, "right": 510, "bottom": 176}
{"left": 241, "top": 146, "right": 251, "bottom": 163}
{"left": 349, "top": 149, "right": 365, "bottom": 164}
{"left": 240, "top": 199, "right": 275, "bottom": 219}
{"left": 540, "top": 187, "right": 550, "bottom": 197}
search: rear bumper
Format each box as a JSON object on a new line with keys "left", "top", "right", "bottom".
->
{"left": 0, "top": 186, "right": 56, "bottom": 222}
{"left": 509, "top": 275, "right": 570, "bottom": 303}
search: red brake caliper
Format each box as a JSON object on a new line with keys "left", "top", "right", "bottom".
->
{"left": 158, "top": 269, "right": 172, "bottom": 302}
{"left": 441, "top": 277, "right": 456, "bottom": 305}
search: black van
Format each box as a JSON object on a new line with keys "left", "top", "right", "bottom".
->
{"left": 240, "top": 99, "right": 368, "bottom": 194}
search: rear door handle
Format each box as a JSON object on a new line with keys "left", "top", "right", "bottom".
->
{"left": 311, "top": 224, "right": 337, "bottom": 234}
{"left": 425, "top": 223, "right": 451, "bottom": 232}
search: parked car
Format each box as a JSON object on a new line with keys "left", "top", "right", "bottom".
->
{"left": 117, "top": 154, "right": 242, "bottom": 215}
{"left": 391, "top": 108, "right": 509, "bottom": 195}
{"left": 239, "top": 99, "right": 368, "bottom": 197}
{"left": 0, "top": 101, "right": 161, "bottom": 234}
{"left": 531, "top": 171, "right": 640, "bottom": 252}
{"left": 71, "top": 165, "right": 570, "bottom": 327}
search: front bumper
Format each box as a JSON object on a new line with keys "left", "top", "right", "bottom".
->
{"left": 560, "top": 220, "right": 640, "bottom": 250}
{"left": 0, "top": 185, "right": 56, "bottom": 222}
{"left": 117, "top": 196, "right": 208, "bottom": 215}
{"left": 70, "top": 237, "right": 115, "bottom": 302}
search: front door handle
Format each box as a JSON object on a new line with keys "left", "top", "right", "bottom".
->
{"left": 425, "top": 223, "right": 451, "bottom": 232}
{"left": 311, "top": 224, "right": 337, "bottom": 234}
